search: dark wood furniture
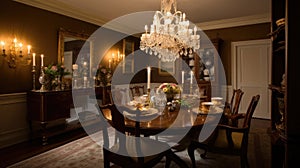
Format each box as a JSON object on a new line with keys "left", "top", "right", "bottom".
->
{"left": 27, "top": 90, "right": 72, "bottom": 145}
{"left": 268, "top": 0, "right": 294, "bottom": 167}
{"left": 223, "top": 89, "right": 244, "bottom": 126}
{"left": 98, "top": 103, "right": 189, "bottom": 168}
{"left": 27, "top": 88, "right": 101, "bottom": 145}
{"left": 187, "top": 95, "right": 260, "bottom": 168}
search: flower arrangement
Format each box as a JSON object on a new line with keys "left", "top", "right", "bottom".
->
{"left": 40, "top": 63, "right": 70, "bottom": 91}
{"left": 44, "top": 63, "right": 71, "bottom": 80}
{"left": 157, "top": 83, "right": 181, "bottom": 94}
{"left": 96, "top": 65, "right": 112, "bottom": 86}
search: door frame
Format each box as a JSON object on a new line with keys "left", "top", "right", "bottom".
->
{"left": 231, "top": 39, "right": 272, "bottom": 119}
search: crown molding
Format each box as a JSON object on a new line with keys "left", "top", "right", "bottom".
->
{"left": 15, "top": 0, "right": 270, "bottom": 31}
{"left": 196, "top": 13, "right": 271, "bottom": 31}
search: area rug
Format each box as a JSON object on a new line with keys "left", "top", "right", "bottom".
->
{"left": 7, "top": 127, "right": 271, "bottom": 168}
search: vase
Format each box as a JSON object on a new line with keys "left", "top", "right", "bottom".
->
{"left": 39, "top": 71, "right": 52, "bottom": 91}
{"left": 166, "top": 93, "right": 175, "bottom": 102}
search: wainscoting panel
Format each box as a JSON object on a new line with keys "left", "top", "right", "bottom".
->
{"left": 0, "top": 93, "right": 30, "bottom": 149}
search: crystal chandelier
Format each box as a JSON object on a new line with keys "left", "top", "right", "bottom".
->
{"left": 140, "top": 0, "right": 200, "bottom": 62}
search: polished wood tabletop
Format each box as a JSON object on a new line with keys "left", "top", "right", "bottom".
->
{"left": 102, "top": 104, "right": 219, "bottom": 136}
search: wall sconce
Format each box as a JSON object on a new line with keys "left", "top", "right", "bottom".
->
{"left": 108, "top": 50, "right": 124, "bottom": 69}
{"left": 1, "top": 38, "right": 32, "bottom": 68}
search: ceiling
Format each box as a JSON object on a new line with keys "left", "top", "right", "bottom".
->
{"left": 15, "top": 0, "right": 271, "bottom": 30}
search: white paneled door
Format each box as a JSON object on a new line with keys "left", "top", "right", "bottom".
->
{"left": 232, "top": 39, "right": 271, "bottom": 119}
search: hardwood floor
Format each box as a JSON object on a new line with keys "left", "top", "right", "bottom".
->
{"left": 0, "top": 118, "right": 270, "bottom": 168}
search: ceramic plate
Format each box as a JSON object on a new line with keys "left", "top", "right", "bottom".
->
{"left": 123, "top": 108, "right": 159, "bottom": 122}
{"left": 192, "top": 106, "right": 223, "bottom": 115}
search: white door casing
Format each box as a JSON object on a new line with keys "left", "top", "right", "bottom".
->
{"left": 232, "top": 39, "right": 271, "bottom": 119}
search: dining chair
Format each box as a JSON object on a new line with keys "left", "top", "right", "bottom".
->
{"left": 188, "top": 95, "right": 260, "bottom": 168}
{"left": 97, "top": 89, "right": 189, "bottom": 168}
{"left": 130, "top": 85, "right": 146, "bottom": 99}
{"left": 223, "top": 89, "right": 244, "bottom": 126}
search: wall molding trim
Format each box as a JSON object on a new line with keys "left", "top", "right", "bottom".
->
{"left": 196, "top": 13, "right": 271, "bottom": 30}
{"left": 0, "top": 127, "right": 29, "bottom": 149}
{"left": 0, "top": 92, "right": 27, "bottom": 105}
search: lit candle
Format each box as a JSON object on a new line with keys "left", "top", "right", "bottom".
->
{"left": 112, "top": 53, "right": 115, "bottom": 61}
{"left": 19, "top": 43, "right": 23, "bottom": 53}
{"left": 83, "top": 61, "right": 87, "bottom": 68}
{"left": 1, "top": 41, "right": 5, "bottom": 50}
{"left": 117, "top": 50, "right": 120, "bottom": 61}
{"left": 72, "top": 64, "right": 78, "bottom": 70}
{"left": 13, "top": 38, "right": 17, "bottom": 47}
{"left": 145, "top": 25, "right": 148, "bottom": 34}
{"left": 32, "top": 53, "right": 36, "bottom": 66}
{"left": 190, "top": 70, "right": 193, "bottom": 84}
{"left": 40, "top": 54, "right": 44, "bottom": 66}
{"left": 27, "top": 45, "right": 31, "bottom": 54}
{"left": 108, "top": 59, "right": 111, "bottom": 68}
{"left": 147, "top": 66, "right": 151, "bottom": 89}
{"left": 182, "top": 71, "right": 185, "bottom": 84}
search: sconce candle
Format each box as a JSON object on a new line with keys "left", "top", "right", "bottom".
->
{"left": 1, "top": 41, "right": 4, "bottom": 50}
{"left": 108, "top": 59, "right": 111, "bottom": 68}
{"left": 147, "top": 66, "right": 151, "bottom": 89}
{"left": 41, "top": 54, "right": 44, "bottom": 66}
{"left": 32, "top": 53, "right": 36, "bottom": 66}
{"left": 27, "top": 45, "right": 31, "bottom": 54}
{"left": 19, "top": 43, "right": 23, "bottom": 55}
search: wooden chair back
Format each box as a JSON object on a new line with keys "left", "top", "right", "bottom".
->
{"left": 130, "top": 85, "right": 145, "bottom": 98}
{"left": 188, "top": 95, "right": 260, "bottom": 168}
{"left": 97, "top": 89, "right": 189, "bottom": 168}
{"left": 229, "top": 89, "right": 244, "bottom": 115}
{"left": 242, "top": 95, "right": 260, "bottom": 128}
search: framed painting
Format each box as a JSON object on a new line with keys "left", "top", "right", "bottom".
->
{"left": 159, "top": 61, "right": 175, "bottom": 76}
{"left": 122, "top": 39, "right": 134, "bottom": 74}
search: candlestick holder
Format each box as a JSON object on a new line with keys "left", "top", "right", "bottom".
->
{"left": 32, "top": 65, "right": 36, "bottom": 90}
{"left": 146, "top": 88, "right": 151, "bottom": 105}
{"left": 72, "top": 69, "right": 78, "bottom": 89}
{"left": 190, "top": 84, "right": 193, "bottom": 95}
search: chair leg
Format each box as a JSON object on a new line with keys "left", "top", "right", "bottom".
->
{"left": 165, "top": 156, "right": 171, "bottom": 168}
{"left": 166, "top": 150, "right": 189, "bottom": 168}
{"left": 240, "top": 154, "right": 249, "bottom": 168}
{"left": 187, "top": 145, "right": 196, "bottom": 168}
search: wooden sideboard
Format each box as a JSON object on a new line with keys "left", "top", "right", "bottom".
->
{"left": 27, "top": 87, "right": 105, "bottom": 145}
{"left": 27, "top": 90, "right": 73, "bottom": 145}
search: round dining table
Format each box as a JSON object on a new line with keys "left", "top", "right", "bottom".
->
{"left": 101, "top": 103, "right": 222, "bottom": 151}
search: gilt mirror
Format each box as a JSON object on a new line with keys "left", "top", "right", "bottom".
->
{"left": 58, "top": 28, "right": 94, "bottom": 77}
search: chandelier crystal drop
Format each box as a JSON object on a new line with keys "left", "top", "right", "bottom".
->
{"left": 140, "top": 0, "right": 200, "bottom": 62}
